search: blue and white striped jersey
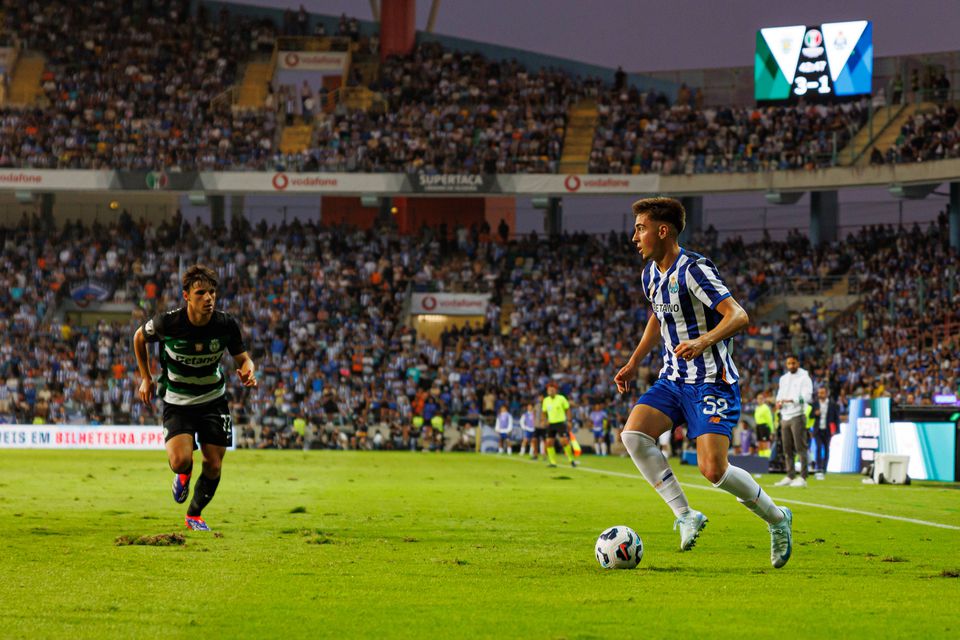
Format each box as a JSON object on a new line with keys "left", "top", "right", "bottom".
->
{"left": 641, "top": 248, "right": 740, "bottom": 384}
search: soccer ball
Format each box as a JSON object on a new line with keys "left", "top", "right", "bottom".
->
{"left": 595, "top": 525, "right": 643, "bottom": 569}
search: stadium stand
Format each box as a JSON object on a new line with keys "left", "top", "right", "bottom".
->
{"left": 1, "top": 211, "right": 956, "bottom": 451}
{"left": 2, "top": 2, "right": 957, "bottom": 176}
{"left": 0, "top": 2, "right": 957, "bottom": 452}
{"left": 0, "top": 2, "right": 907, "bottom": 176}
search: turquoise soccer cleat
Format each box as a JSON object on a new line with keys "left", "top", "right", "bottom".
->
{"left": 769, "top": 507, "right": 793, "bottom": 568}
{"left": 674, "top": 509, "right": 708, "bottom": 551}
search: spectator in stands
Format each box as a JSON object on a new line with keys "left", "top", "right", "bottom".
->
{"left": 0, "top": 209, "right": 955, "bottom": 454}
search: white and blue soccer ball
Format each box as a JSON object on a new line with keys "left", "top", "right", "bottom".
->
{"left": 595, "top": 525, "right": 643, "bottom": 569}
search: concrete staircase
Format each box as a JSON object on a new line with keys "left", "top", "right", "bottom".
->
{"left": 5, "top": 53, "right": 45, "bottom": 107}
{"left": 350, "top": 60, "right": 379, "bottom": 87}
{"left": 237, "top": 60, "right": 275, "bottom": 110}
{"left": 279, "top": 121, "right": 314, "bottom": 154}
{"left": 837, "top": 103, "right": 937, "bottom": 166}
{"left": 499, "top": 294, "right": 514, "bottom": 336}
{"left": 558, "top": 99, "right": 598, "bottom": 174}
{"left": 337, "top": 86, "right": 383, "bottom": 112}
{"left": 852, "top": 102, "right": 938, "bottom": 167}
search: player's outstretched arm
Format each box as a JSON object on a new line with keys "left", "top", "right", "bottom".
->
{"left": 673, "top": 297, "right": 749, "bottom": 362}
{"left": 234, "top": 352, "right": 258, "bottom": 387}
{"left": 615, "top": 314, "right": 661, "bottom": 394}
{"left": 132, "top": 327, "right": 155, "bottom": 408}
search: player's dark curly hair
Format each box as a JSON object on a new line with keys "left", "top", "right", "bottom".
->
{"left": 631, "top": 196, "right": 686, "bottom": 235}
{"left": 181, "top": 264, "right": 218, "bottom": 292}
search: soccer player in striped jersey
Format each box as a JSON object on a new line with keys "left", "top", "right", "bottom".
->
{"left": 613, "top": 197, "right": 793, "bottom": 568}
{"left": 133, "top": 264, "right": 257, "bottom": 532}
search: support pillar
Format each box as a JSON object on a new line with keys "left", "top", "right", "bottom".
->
{"left": 679, "top": 196, "right": 703, "bottom": 244}
{"left": 544, "top": 197, "right": 563, "bottom": 237}
{"left": 380, "top": 0, "right": 416, "bottom": 61}
{"left": 229, "top": 195, "right": 245, "bottom": 227}
{"left": 39, "top": 193, "right": 55, "bottom": 229}
{"left": 209, "top": 195, "right": 225, "bottom": 231}
{"left": 950, "top": 182, "right": 960, "bottom": 251}
{"left": 810, "top": 190, "right": 838, "bottom": 246}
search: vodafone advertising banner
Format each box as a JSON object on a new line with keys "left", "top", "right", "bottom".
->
{"left": 0, "top": 425, "right": 165, "bottom": 450}
{"left": 502, "top": 173, "right": 660, "bottom": 195}
{"left": 277, "top": 50, "right": 349, "bottom": 72}
{"left": 410, "top": 293, "right": 490, "bottom": 316}
{"left": 201, "top": 172, "right": 404, "bottom": 194}
{"left": 0, "top": 170, "right": 113, "bottom": 191}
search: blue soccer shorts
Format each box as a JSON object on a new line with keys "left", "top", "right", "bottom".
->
{"left": 635, "top": 378, "right": 741, "bottom": 440}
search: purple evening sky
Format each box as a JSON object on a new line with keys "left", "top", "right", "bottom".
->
{"left": 230, "top": 0, "right": 953, "bottom": 71}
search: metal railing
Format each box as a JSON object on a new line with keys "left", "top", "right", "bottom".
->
{"left": 845, "top": 101, "right": 909, "bottom": 166}
{"left": 275, "top": 35, "right": 354, "bottom": 53}
{"left": 758, "top": 274, "right": 860, "bottom": 297}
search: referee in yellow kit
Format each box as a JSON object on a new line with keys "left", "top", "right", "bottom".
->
{"left": 541, "top": 382, "right": 576, "bottom": 468}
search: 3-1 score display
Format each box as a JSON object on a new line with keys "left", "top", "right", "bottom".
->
{"left": 755, "top": 21, "right": 873, "bottom": 103}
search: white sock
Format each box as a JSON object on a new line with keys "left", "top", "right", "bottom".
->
{"left": 713, "top": 465, "right": 784, "bottom": 524}
{"left": 621, "top": 431, "right": 689, "bottom": 517}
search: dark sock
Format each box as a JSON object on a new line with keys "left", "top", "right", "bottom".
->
{"left": 186, "top": 473, "right": 220, "bottom": 517}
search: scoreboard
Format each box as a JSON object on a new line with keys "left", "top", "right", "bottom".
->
{"left": 755, "top": 20, "right": 872, "bottom": 102}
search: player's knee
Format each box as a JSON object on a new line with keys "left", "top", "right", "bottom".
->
{"left": 202, "top": 458, "right": 222, "bottom": 478}
{"left": 698, "top": 460, "right": 725, "bottom": 484}
{"left": 168, "top": 453, "right": 192, "bottom": 474}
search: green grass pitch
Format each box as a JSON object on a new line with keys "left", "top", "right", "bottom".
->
{"left": 1, "top": 450, "right": 958, "bottom": 639}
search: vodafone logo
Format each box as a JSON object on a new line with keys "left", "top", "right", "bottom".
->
{"left": 0, "top": 172, "right": 42, "bottom": 184}
{"left": 564, "top": 175, "right": 581, "bottom": 192}
{"left": 421, "top": 296, "right": 437, "bottom": 311}
{"left": 284, "top": 53, "right": 300, "bottom": 67}
{"left": 272, "top": 173, "right": 289, "bottom": 190}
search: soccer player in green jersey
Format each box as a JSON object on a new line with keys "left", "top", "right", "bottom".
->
{"left": 133, "top": 264, "right": 257, "bottom": 531}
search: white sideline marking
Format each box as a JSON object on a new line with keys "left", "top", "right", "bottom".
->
{"left": 504, "top": 457, "right": 960, "bottom": 531}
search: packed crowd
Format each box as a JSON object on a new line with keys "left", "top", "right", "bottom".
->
{"left": 292, "top": 41, "right": 593, "bottom": 174}
{"left": 589, "top": 89, "right": 870, "bottom": 174}
{"left": 13, "top": 2, "right": 955, "bottom": 176}
{"left": 1, "top": 0, "right": 277, "bottom": 170}
{"left": 1, "top": 210, "right": 956, "bottom": 451}
{"left": 734, "top": 217, "right": 959, "bottom": 412}
{"left": 871, "top": 103, "right": 960, "bottom": 165}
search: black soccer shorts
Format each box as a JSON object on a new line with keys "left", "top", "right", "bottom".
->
{"left": 162, "top": 396, "right": 233, "bottom": 448}
{"left": 546, "top": 422, "right": 568, "bottom": 439}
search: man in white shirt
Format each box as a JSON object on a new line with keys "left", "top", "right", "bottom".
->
{"left": 773, "top": 355, "right": 813, "bottom": 487}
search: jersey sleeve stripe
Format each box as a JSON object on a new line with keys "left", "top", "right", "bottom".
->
{"left": 710, "top": 292, "right": 732, "bottom": 309}
{"left": 688, "top": 261, "right": 730, "bottom": 307}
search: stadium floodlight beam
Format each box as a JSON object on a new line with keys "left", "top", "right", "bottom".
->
{"left": 888, "top": 183, "right": 938, "bottom": 200}
{"left": 764, "top": 191, "right": 804, "bottom": 205}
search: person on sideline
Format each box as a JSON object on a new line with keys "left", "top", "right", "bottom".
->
{"left": 773, "top": 355, "right": 814, "bottom": 487}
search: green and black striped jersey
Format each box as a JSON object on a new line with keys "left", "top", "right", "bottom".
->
{"left": 141, "top": 308, "right": 246, "bottom": 407}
